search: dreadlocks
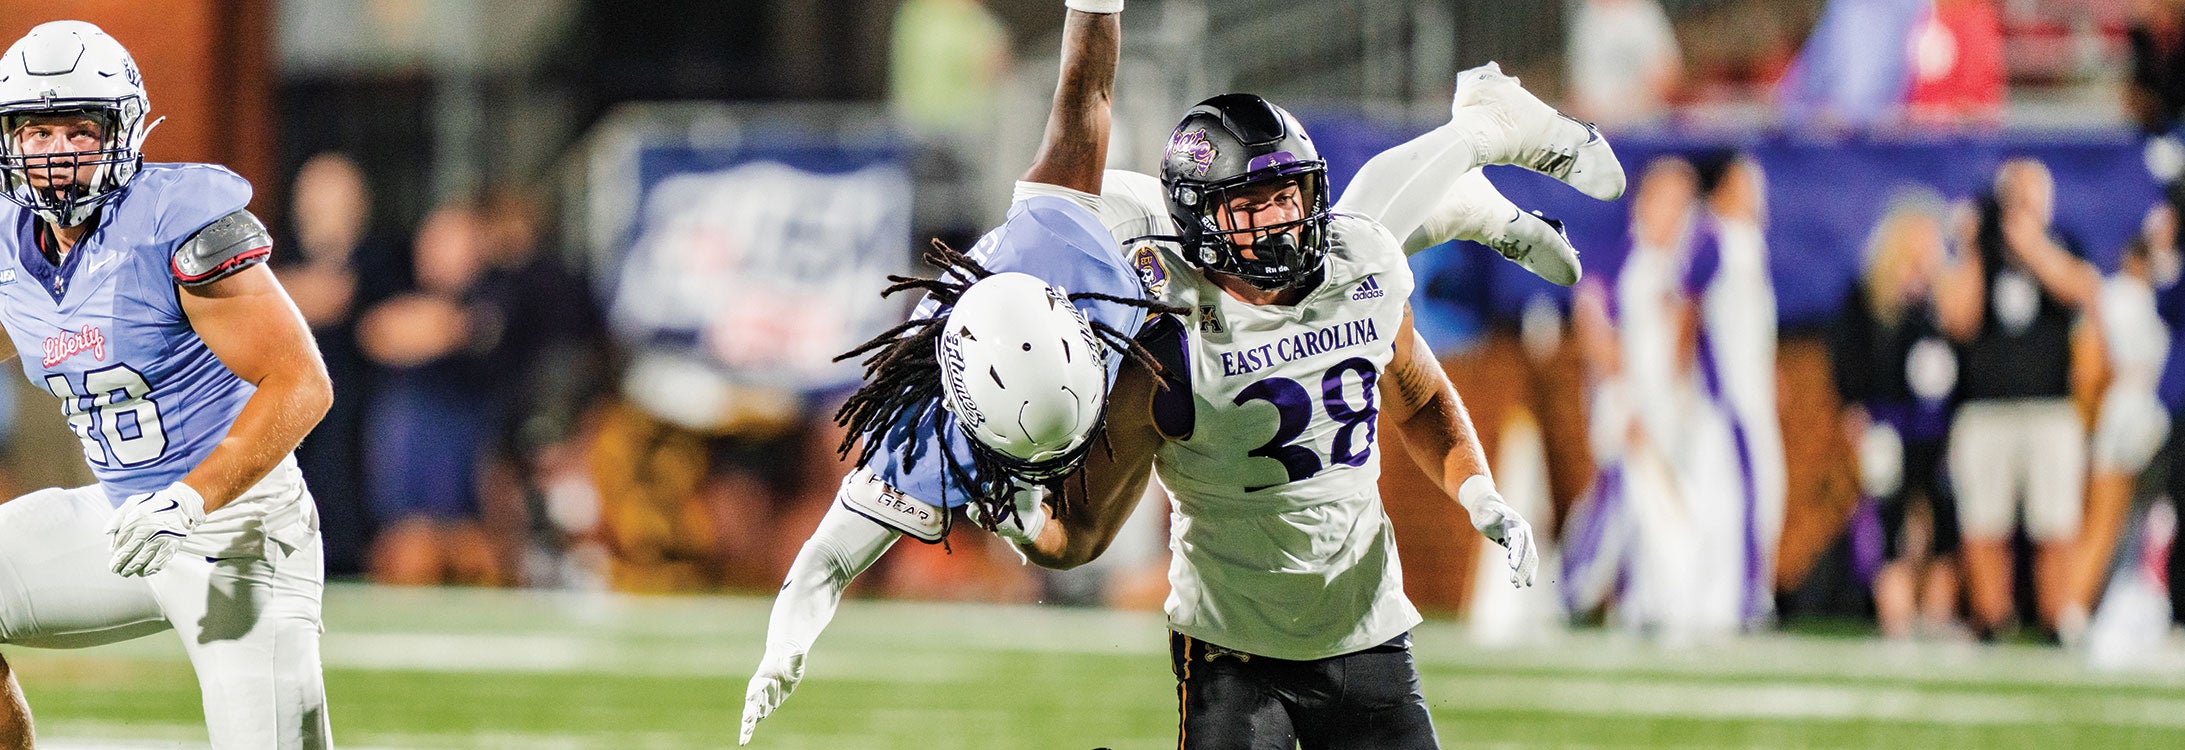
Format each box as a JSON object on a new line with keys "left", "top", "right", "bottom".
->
{"left": 832, "top": 238, "right": 1187, "bottom": 539}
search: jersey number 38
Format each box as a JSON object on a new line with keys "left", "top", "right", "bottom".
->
{"left": 1233, "top": 356, "right": 1378, "bottom": 492}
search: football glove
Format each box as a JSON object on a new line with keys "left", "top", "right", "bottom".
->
{"left": 1458, "top": 475, "right": 1539, "bottom": 588}
{"left": 106, "top": 482, "right": 207, "bottom": 578}
{"left": 740, "top": 646, "right": 806, "bottom": 745}
{"left": 969, "top": 482, "right": 1050, "bottom": 548}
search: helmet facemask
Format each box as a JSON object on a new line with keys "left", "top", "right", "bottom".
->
{"left": 0, "top": 22, "right": 156, "bottom": 229}
{"left": 0, "top": 103, "right": 145, "bottom": 228}
{"left": 1159, "top": 94, "right": 1334, "bottom": 292}
{"left": 1174, "top": 164, "right": 1330, "bottom": 291}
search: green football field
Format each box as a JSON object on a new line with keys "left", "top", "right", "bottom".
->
{"left": 8, "top": 584, "right": 2185, "bottom": 749}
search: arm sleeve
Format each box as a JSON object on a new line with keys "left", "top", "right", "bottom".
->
{"left": 152, "top": 165, "right": 253, "bottom": 243}
{"left": 1016, "top": 169, "right": 1173, "bottom": 242}
{"left": 1012, "top": 179, "right": 1103, "bottom": 213}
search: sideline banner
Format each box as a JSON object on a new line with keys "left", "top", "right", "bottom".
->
{"left": 583, "top": 105, "right": 911, "bottom": 419}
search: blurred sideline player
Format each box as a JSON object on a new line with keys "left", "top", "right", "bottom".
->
{"left": 995, "top": 65, "right": 1626, "bottom": 750}
{"left": 0, "top": 21, "right": 334, "bottom": 749}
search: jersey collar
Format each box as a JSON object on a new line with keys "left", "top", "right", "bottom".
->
{"left": 17, "top": 210, "right": 100, "bottom": 304}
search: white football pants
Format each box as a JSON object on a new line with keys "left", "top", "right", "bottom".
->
{"left": 0, "top": 469, "right": 329, "bottom": 749}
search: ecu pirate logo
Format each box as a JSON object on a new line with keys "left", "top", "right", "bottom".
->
{"left": 1131, "top": 243, "right": 1168, "bottom": 297}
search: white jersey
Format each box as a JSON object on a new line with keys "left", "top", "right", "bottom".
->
{"left": 2092, "top": 274, "right": 2172, "bottom": 472}
{"left": 1016, "top": 173, "right": 1422, "bottom": 660}
{"left": 2099, "top": 275, "right": 2169, "bottom": 393}
{"left": 1700, "top": 219, "right": 1779, "bottom": 431}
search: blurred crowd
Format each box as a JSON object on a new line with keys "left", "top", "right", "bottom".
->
{"left": 0, "top": 0, "right": 2170, "bottom": 647}
{"left": 1538, "top": 151, "right": 2184, "bottom": 649}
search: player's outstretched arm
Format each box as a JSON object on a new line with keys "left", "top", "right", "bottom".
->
{"left": 1378, "top": 305, "right": 1538, "bottom": 587}
{"left": 741, "top": 506, "right": 902, "bottom": 745}
{"left": 1018, "top": 356, "right": 1162, "bottom": 569}
{"left": 178, "top": 264, "right": 334, "bottom": 511}
{"left": 1019, "top": 2, "right": 1122, "bottom": 194}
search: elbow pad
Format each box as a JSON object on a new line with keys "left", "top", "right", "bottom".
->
{"left": 171, "top": 209, "right": 273, "bottom": 287}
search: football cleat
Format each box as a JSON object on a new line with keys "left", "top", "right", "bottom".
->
{"left": 1453, "top": 62, "right": 1626, "bottom": 201}
{"left": 1488, "top": 210, "right": 1581, "bottom": 287}
{"left": 1444, "top": 171, "right": 1582, "bottom": 286}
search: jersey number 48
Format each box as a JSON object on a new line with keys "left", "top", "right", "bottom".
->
{"left": 47, "top": 365, "right": 168, "bottom": 467}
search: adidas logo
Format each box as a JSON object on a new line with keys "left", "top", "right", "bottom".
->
{"left": 1351, "top": 275, "right": 1384, "bottom": 300}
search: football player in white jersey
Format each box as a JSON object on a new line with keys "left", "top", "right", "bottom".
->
{"left": 994, "top": 76, "right": 1626, "bottom": 748}
{"left": 0, "top": 22, "right": 333, "bottom": 749}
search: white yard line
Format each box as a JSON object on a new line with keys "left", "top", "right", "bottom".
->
{"left": 1429, "top": 673, "right": 2185, "bottom": 729}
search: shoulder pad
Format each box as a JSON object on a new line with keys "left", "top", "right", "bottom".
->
{"left": 171, "top": 209, "right": 273, "bottom": 287}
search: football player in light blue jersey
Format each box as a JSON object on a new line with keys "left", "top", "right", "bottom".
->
{"left": 0, "top": 21, "right": 334, "bottom": 749}
{"left": 738, "top": 6, "right": 1156, "bottom": 744}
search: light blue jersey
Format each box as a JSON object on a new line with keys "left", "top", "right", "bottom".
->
{"left": 0, "top": 164, "right": 260, "bottom": 506}
{"left": 862, "top": 195, "right": 1148, "bottom": 509}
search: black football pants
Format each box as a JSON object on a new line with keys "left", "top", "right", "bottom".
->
{"left": 1169, "top": 630, "right": 1439, "bottom": 750}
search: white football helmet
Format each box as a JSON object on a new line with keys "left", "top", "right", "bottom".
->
{"left": 936, "top": 272, "right": 1108, "bottom": 481}
{"left": 0, "top": 21, "right": 158, "bottom": 227}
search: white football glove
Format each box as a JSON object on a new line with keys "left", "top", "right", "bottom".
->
{"left": 106, "top": 482, "right": 207, "bottom": 578}
{"left": 740, "top": 646, "right": 807, "bottom": 745}
{"left": 1458, "top": 475, "right": 1539, "bottom": 588}
{"left": 971, "top": 482, "right": 1050, "bottom": 548}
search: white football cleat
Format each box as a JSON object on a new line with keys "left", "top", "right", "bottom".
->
{"left": 1454, "top": 62, "right": 1627, "bottom": 201}
{"left": 1443, "top": 171, "right": 1583, "bottom": 286}
{"left": 1488, "top": 210, "right": 1581, "bottom": 287}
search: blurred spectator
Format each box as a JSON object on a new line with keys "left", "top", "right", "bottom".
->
{"left": 1565, "top": 157, "right": 1728, "bottom": 640}
{"left": 1903, "top": 0, "right": 2006, "bottom": 126}
{"left": 1565, "top": 0, "right": 1684, "bottom": 129}
{"left": 472, "top": 189, "right": 612, "bottom": 586}
{"left": 1693, "top": 154, "right": 1786, "bottom": 628}
{"left": 357, "top": 201, "right": 508, "bottom": 586}
{"left": 281, "top": 152, "right": 406, "bottom": 577}
{"left": 1935, "top": 158, "right": 2101, "bottom": 641}
{"left": 2077, "top": 205, "right": 2176, "bottom": 618}
{"left": 2129, "top": 0, "right": 2185, "bottom": 134}
{"left": 1832, "top": 188, "right": 1964, "bottom": 640}
{"left": 1779, "top": 0, "right": 1929, "bottom": 128}
{"left": 890, "top": 0, "right": 1013, "bottom": 250}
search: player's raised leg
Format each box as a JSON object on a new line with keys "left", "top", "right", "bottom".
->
{"left": 1390, "top": 169, "right": 1582, "bottom": 285}
{"left": 1453, "top": 62, "right": 1627, "bottom": 200}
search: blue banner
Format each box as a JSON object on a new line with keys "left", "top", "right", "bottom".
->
{"left": 605, "top": 137, "right": 911, "bottom": 394}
